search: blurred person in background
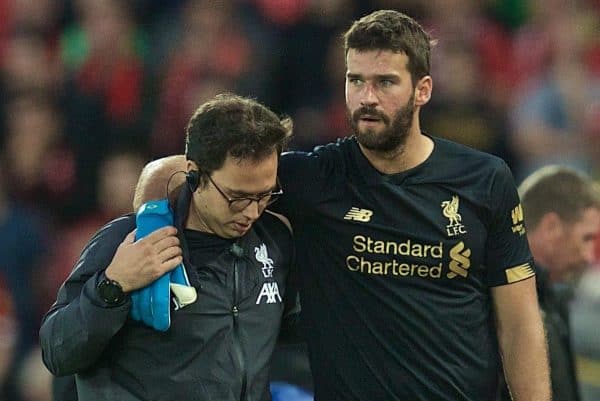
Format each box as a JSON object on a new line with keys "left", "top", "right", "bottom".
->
{"left": 2, "top": 91, "right": 75, "bottom": 221}
{"left": 423, "top": 41, "right": 516, "bottom": 167}
{"left": 150, "top": 0, "right": 254, "bottom": 157}
{"left": 262, "top": 0, "right": 359, "bottom": 147}
{"left": 41, "top": 149, "right": 147, "bottom": 315}
{"left": 508, "top": 2, "right": 600, "bottom": 180}
{"left": 571, "top": 265, "right": 600, "bottom": 401}
{"left": 0, "top": 30, "right": 60, "bottom": 95}
{"left": 0, "top": 278, "right": 17, "bottom": 401}
{"left": 14, "top": 347, "right": 52, "bottom": 401}
{"left": 60, "top": 0, "right": 153, "bottom": 220}
{"left": 0, "top": 30, "right": 62, "bottom": 148}
{"left": 571, "top": 187, "right": 600, "bottom": 401}
{"left": 499, "top": 165, "right": 600, "bottom": 401}
{"left": 0, "top": 154, "right": 49, "bottom": 401}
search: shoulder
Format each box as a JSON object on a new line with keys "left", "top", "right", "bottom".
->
{"left": 429, "top": 136, "right": 510, "bottom": 182}
{"left": 278, "top": 137, "right": 356, "bottom": 196}
{"left": 280, "top": 136, "right": 358, "bottom": 176}
{"left": 79, "top": 214, "right": 136, "bottom": 263}
{"left": 311, "top": 136, "right": 357, "bottom": 166}
{"left": 88, "top": 214, "right": 136, "bottom": 244}
{"left": 420, "top": 137, "right": 517, "bottom": 212}
{"left": 263, "top": 210, "right": 292, "bottom": 235}
{"left": 433, "top": 136, "right": 505, "bottom": 168}
{"left": 257, "top": 211, "right": 293, "bottom": 242}
{"left": 63, "top": 214, "right": 136, "bottom": 281}
{"left": 281, "top": 136, "right": 355, "bottom": 166}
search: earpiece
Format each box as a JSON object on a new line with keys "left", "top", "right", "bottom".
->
{"left": 186, "top": 170, "right": 199, "bottom": 192}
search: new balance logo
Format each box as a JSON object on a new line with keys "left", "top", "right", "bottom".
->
{"left": 256, "top": 282, "right": 282, "bottom": 304}
{"left": 344, "top": 207, "right": 373, "bottom": 222}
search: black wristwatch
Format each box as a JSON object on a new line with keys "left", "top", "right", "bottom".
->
{"left": 97, "top": 275, "right": 128, "bottom": 306}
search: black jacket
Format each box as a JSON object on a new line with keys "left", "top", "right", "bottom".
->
{"left": 536, "top": 267, "right": 580, "bottom": 401}
{"left": 40, "top": 187, "right": 297, "bottom": 401}
{"left": 500, "top": 267, "right": 580, "bottom": 401}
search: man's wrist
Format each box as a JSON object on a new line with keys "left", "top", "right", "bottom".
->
{"left": 96, "top": 272, "right": 129, "bottom": 306}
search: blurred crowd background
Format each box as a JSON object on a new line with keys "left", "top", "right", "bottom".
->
{"left": 0, "top": 0, "right": 599, "bottom": 400}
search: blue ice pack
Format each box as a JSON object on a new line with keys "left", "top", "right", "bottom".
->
{"left": 130, "top": 199, "right": 197, "bottom": 331}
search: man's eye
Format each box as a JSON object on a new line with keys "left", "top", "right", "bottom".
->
{"left": 380, "top": 79, "right": 394, "bottom": 87}
{"left": 348, "top": 78, "right": 363, "bottom": 86}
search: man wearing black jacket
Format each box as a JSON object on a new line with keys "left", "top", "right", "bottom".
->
{"left": 39, "top": 93, "right": 297, "bottom": 401}
{"left": 500, "top": 165, "right": 600, "bottom": 401}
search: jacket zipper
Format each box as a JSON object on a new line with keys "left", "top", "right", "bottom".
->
{"left": 232, "top": 256, "right": 247, "bottom": 401}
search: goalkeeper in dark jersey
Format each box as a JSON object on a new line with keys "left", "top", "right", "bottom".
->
{"left": 135, "top": 10, "right": 550, "bottom": 401}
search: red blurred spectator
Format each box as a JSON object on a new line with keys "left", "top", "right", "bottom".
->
{"left": 61, "top": 0, "right": 148, "bottom": 126}
{"left": 41, "top": 150, "right": 146, "bottom": 308}
{"left": 3, "top": 92, "right": 75, "bottom": 218}
{"left": 151, "top": 0, "right": 252, "bottom": 157}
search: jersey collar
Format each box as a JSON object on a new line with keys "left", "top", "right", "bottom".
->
{"left": 350, "top": 134, "right": 438, "bottom": 187}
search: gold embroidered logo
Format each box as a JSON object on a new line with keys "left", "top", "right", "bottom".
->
{"left": 441, "top": 195, "right": 467, "bottom": 236}
{"left": 447, "top": 241, "right": 471, "bottom": 279}
{"left": 344, "top": 207, "right": 373, "bottom": 222}
{"left": 511, "top": 204, "right": 526, "bottom": 235}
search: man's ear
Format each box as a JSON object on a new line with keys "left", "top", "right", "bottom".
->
{"left": 537, "top": 212, "right": 565, "bottom": 241}
{"left": 186, "top": 160, "right": 200, "bottom": 192}
{"left": 414, "top": 75, "right": 432, "bottom": 107}
{"left": 186, "top": 160, "right": 198, "bottom": 172}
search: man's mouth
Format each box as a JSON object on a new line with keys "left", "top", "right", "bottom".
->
{"left": 233, "top": 221, "right": 251, "bottom": 233}
{"left": 360, "top": 115, "right": 381, "bottom": 122}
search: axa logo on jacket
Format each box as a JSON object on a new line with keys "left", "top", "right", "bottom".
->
{"left": 254, "top": 243, "right": 282, "bottom": 304}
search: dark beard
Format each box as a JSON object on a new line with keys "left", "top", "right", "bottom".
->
{"left": 348, "top": 95, "right": 415, "bottom": 153}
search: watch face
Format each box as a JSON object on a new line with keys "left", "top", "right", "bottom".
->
{"left": 98, "top": 278, "right": 125, "bottom": 305}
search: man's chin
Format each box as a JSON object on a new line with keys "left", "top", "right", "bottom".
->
{"left": 356, "top": 134, "right": 405, "bottom": 153}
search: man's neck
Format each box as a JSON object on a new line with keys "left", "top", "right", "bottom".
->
{"left": 359, "top": 129, "right": 433, "bottom": 175}
{"left": 187, "top": 204, "right": 212, "bottom": 233}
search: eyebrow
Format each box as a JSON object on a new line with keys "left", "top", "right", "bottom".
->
{"left": 346, "top": 73, "right": 399, "bottom": 80}
{"left": 224, "top": 184, "right": 278, "bottom": 198}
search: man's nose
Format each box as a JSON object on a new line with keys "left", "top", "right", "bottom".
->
{"left": 242, "top": 200, "right": 261, "bottom": 221}
{"left": 360, "top": 84, "right": 378, "bottom": 107}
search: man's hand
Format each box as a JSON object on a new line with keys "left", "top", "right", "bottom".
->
{"left": 105, "top": 227, "right": 183, "bottom": 292}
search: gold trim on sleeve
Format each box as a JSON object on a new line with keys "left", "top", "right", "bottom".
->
{"left": 505, "top": 263, "right": 535, "bottom": 283}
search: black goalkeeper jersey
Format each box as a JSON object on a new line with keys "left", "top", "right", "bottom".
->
{"left": 274, "top": 135, "right": 534, "bottom": 401}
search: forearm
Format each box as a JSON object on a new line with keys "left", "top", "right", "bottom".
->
{"left": 498, "top": 309, "right": 551, "bottom": 401}
{"left": 40, "top": 217, "right": 136, "bottom": 376}
{"left": 40, "top": 273, "right": 130, "bottom": 376}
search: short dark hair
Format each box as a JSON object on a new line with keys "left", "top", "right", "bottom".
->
{"left": 185, "top": 93, "right": 293, "bottom": 188}
{"left": 519, "top": 165, "right": 600, "bottom": 229}
{"left": 343, "top": 10, "right": 433, "bottom": 85}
